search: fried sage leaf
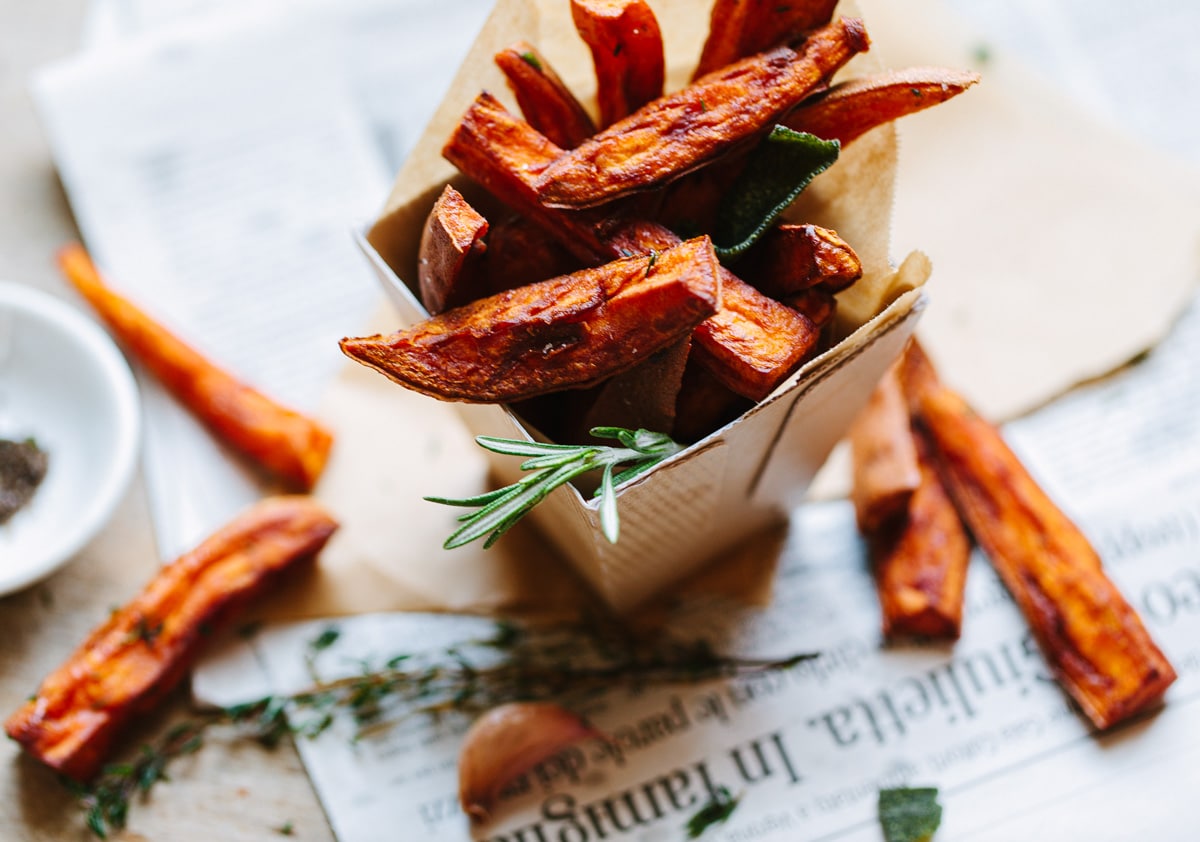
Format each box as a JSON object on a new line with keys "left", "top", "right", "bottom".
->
{"left": 714, "top": 127, "right": 840, "bottom": 259}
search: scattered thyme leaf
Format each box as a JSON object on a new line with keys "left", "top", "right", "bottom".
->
{"left": 275, "top": 820, "right": 295, "bottom": 836}
{"left": 879, "top": 786, "right": 942, "bottom": 842}
{"left": 686, "top": 786, "right": 740, "bottom": 838}
{"left": 67, "top": 621, "right": 815, "bottom": 840}
{"left": 519, "top": 51, "right": 542, "bottom": 71}
{"left": 309, "top": 627, "right": 341, "bottom": 653}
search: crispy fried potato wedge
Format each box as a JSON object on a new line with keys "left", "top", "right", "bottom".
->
{"left": 535, "top": 17, "right": 869, "bottom": 209}
{"left": 912, "top": 355, "right": 1176, "bottom": 729}
{"left": 57, "top": 245, "right": 333, "bottom": 491}
{"left": 570, "top": 0, "right": 665, "bottom": 128}
{"left": 673, "top": 357, "right": 752, "bottom": 443}
{"left": 495, "top": 42, "right": 597, "bottom": 149}
{"left": 871, "top": 430, "right": 971, "bottom": 640}
{"left": 738, "top": 222, "right": 862, "bottom": 296}
{"left": 485, "top": 215, "right": 584, "bottom": 295}
{"left": 786, "top": 67, "right": 980, "bottom": 146}
{"left": 782, "top": 286, "right": 837, "bottom": 331}
{"left": 340, "top": 236, "right": 719, "bottom": 402}
{"left": 419, "top": 185, "right": 489, "bottom": 314}
{"left": 694, "top": 0, "right": 839, "bottom": 80}
{"left": 5, "top": 497, "right": 338, "bottom": 780}
{"left": 578, "top": 337, "right": 691, "bottom": 439}
{"left": 849, "top": 365, "right": 921, "bottom": 533}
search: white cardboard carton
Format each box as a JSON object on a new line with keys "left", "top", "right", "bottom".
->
{"left": 357, "top": 0, "right": 928, "bottom": 612}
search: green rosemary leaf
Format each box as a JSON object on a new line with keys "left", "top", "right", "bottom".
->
{"left": 422, "top": 486, "right": 513, "bottom": 507}
{"left": 475, "top": 436, "right": 586, "bottom": 457}
{"left": 598, "top": 463, "right": 619, "bottom": 543}
{"left": 878, "top": 787, "right": 942, "bottom": 842}
{"left": 685, "top": 786, "right": 740, "bottom": 838}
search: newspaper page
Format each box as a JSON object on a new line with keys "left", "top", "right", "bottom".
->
{"left": 33, "top": 0, "right": 491, "bottom": 559}
{"left": 193, "top": 299, "right": 1200, "bottom": 841}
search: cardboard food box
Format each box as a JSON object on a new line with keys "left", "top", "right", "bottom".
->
{"left": 357, "top": 0, "right": 929, "bottom": 613}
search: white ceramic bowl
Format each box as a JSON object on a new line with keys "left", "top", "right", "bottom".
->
{"left": 0, "top": 282, "right": 140, "bottom": 595}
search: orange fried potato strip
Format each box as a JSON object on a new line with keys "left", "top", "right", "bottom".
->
{"left": 535, "top": 17, "right": 869, "bottom": 209}
{"left": 570, "top": 0, "right": 665, "bottom": 128}
{"left": 484, "top": 215, "right": 583, "bottom": 295}
{"left": 694, "top": 0, "right": 838, "bottom": 80}
{"left": 58, "top": 245, "right": 333, "bottom": 491}
{"left": 738, "top": 223, "right": 862, "bottom": 297}
{"left": 495, "top": 42, "right": 597, "bottom": 149}
{"left": 781, "top": 287, "right": 837, "bottom": 332}
{"left": 849, "top": 365, "right": 921, "bottom": 533}
{"left": 786, "top": 67, "right": 980, "bottom": 146}
{"left": 5, "top": 497, "right": 338, "bottom": 780}
{"left": 907, "top": 343, "right": 1177, "bottom": 728}
{"left": 340, "top": 236, "right": 720, "bottom": 402}
{"left": 871, "top": 430, "right": 971, "bottom": 639}
{"left": 419, "top": 184, "right": 489, "bottom": 314}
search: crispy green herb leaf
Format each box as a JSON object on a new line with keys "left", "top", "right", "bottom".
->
{"left": 714, "top": 127, "right": 839, "bottom": 260}
{"left": 686, "top": 786, "right": 740, "bottom": 838}
{"left": 519, "top": 51, "right": 542, "bottom": 71}
{"left": 426, "top": 427, "right": 684, "bottom": 549}
{"left": 879, "top": 787, "right": 943, "bottom": 842}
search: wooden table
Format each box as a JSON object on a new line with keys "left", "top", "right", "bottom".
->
{"left": 0, "top": 3, "right": 336, "bottom": 839}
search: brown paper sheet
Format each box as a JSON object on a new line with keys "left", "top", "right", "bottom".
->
{"left": 261, "top": 0, "right": 1200, "bottom": 621}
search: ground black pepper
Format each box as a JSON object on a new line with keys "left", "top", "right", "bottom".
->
{"left": 0, "top": 438, "right": 48, "bottom": 525}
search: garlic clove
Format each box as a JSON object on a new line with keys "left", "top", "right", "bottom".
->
{"left": 458, "top": 701, "right": 599, "bottom": 823}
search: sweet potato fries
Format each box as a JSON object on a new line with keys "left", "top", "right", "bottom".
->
{"left": 6, "top": 497, "right": 338, "bottom": 780}
{"left": 854, "top": 341, "right": 1177, "bottom": 728}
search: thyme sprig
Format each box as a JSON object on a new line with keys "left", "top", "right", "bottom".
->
{"left": 426, "top": 426, "right": 685, "bottom": 548}
{"left": 67, "top": 622, "right": 815, "bottom": 839}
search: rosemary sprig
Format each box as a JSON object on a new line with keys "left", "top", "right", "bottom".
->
{"left": 426, "top": 426, "right": 684, "bottom": 548}
{"left": 67, "top": 622, "right": 815, "bottom": 839}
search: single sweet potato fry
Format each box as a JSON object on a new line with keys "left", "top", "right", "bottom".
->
{"left": 690, "top": 270, "right": 820, "bottom": 400}
{"left": 737, "top": 222, "right": 862, "bottom": 297}
{"left": 781, "top": 286, "right": 837, "bottom": 331}
{"left": 419, "top": 184, "right": 489, "bottom": 314}
{"left": 536, "top": 17, "right": 869, "bottom": 209}
{"left": 672, "top": 358, "right": 752, "bottom": 443}
{"left": 849, "top": 365, "right": 921, "bottom": 533}
{"left": 694, "top": 0, "right": 839, "bottom": 80}
{"left": 914, "top": 376, "right": 1177, "bottom": 729}
{"left": 484, "top": 215, "right": 583, "bottom": 295}
{"left": 57, "top": 245, "right": 333, "bottom": 491}
{"left": 340, "top": 236, "right": 720, "bottom": 402}
{"left": 495, "top": 42, "right": 597, "bottom": 149}
{"left": 570, "top": 0, "right": 665, "bottom": 128}
{"left": 786, "top": 67, "right": 980, "bottom": 146}
{"left": 5, "top": 497, "right": 338, "bottom": 781}
{"left": 871, "top": 431, "right": 971, "bottom": 639}
{"left": 577, "top": 337, "right": 691, "bottom": 438}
